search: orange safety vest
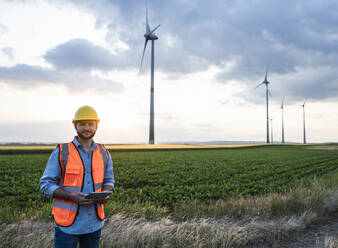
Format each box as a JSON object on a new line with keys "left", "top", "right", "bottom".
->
{"left": 52, "top": 141, "right": 109, "bottom": 227}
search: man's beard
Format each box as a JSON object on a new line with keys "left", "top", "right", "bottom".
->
{"left": 77, "top": 130, "right": 96, "bottom": 140}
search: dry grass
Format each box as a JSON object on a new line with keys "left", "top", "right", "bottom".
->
{"left": 99, "top": 212, "right": 319, "bottom": 248}
{"left": 0, "top": 220, "right": 54, "bottom": 248}
{"left": 0, "top": 212, "right": 318, "bottom": 248}
{"left": 173, "top": 183, "right": 338, "bottom": 220}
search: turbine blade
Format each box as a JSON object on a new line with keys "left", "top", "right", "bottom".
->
{"left": 139, "top": 39, "right": 148, "bottom": 75}
{"left": 265, "top": 64, "right": 270, "bottom": 81}
{"left": 149, "top": 24, "right": 161, "bottom": 35}
{"left": 146, "top": 3, "right": 151, "bottom": 33}
{"left": 254, "top": 82, "right": 264, "bottom": 89}
{"left": 281, "top": 97, "right": 285, "bottom": 108}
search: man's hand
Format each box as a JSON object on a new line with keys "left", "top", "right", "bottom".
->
{"left": 53, "top": 186, "right": 113, "bottom": 206}
{"left": 95, "top": 185, "right": 113, "bottom": 204}
{"left": 95, "top": 195, "right": 110, "bottom": 204}
{"left": 71, "top": 192, "right": 96, "bottom": 206}
{"left": 53, "top": 188, "right": 95, "bottom": 206}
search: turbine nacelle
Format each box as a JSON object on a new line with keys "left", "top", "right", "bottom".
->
{"left": 144, "top": 23, "right": 160, "bottom": 40}
{"left": 144, "top": 33, "right": 158, "bottom": 40}
{"left": 139, "top": 9, "right": 160, "bottom": 74}
{"left": 281, "top": 97, "right": 285, "bottom": 109}
{"left": 255, "top": 67, "right": 270, "bottom": 89}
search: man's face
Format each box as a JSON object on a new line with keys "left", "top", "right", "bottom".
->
{"left": 74, "top": 120, "right": 98, "bottom": 140}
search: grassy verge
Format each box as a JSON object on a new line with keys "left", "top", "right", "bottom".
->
{"left": 172, "top": 179, "right": 334, "bottom": 221}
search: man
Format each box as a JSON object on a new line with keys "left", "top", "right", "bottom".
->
{"left": 40, "top": 105, "right": 114, "bottom": 248}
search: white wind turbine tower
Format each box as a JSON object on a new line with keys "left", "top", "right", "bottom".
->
{"left": 255, "top": 67, "right": 272, "bottom": 143}
{"left": 300, "top": 99, "right": 307, "bottom": 144}
{"left": 270, "top": 118, "right": 273, "bottom": 143}
{"left": 281, "top": 97, "right": 285, "bottom": 144}
{"left": 139, "top": 5, "right": 160, "bottom": 144}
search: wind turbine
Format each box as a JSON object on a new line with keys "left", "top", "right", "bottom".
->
{"left": 300, "top": 99, "right": 307, "bottom": 144}
{"left": 281, "top": 97, "right": 285, "bottom": 144}
{"left": 270, "top": 118, "right": 273, "bottom": 143}
{"left": 139, "top": 5, "right": 160, "bottom": 144}
{"left": 255, "top": 66, "right": 272, "bottom": 143}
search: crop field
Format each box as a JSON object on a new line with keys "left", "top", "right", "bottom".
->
{"left": 0, "top": 144, "right": 337, "bottom": 223}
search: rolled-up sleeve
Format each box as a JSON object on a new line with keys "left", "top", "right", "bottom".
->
{"left": 103, "top": 152, "right": 114, "bottom": 188}
{"left": 40, "top": 148, "right": 61, "bottom": 197}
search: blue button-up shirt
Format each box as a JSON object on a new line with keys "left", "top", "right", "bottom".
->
{"left": 40, "top": 137, "right": 114, "bottom": 235}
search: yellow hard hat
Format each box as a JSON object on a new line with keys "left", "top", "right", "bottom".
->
{"left": 72, "top": 105, "right": 100, "bottom": 123}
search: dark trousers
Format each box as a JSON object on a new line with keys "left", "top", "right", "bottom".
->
{"left": 54, "top": 227, "right": 101, "bottom": 248}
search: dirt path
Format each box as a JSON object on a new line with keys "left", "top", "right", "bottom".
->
{"left": 277, "top": 212, "right": 338, "bottom": 248}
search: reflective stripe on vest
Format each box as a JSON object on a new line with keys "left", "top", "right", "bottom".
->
{"left": 52, "top": 142, "right": 108, "bottom": 226}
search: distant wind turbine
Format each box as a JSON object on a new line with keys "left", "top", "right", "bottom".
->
{"left": 139, "top": 4, "right": 160, "bottom": 144}
{"left": 300, "top": 99, "right": 307, "bottom": 144}
{"left": 281, "top": 97, "right": 285, "bottom": 144}
{"left": 255, "top": 66, "right": 272, "bottom": 143}
{"left": 270, "top": 118, "right": 273, "bottom": 144}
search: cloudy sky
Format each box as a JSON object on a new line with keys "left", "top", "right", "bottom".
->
{"left": 0, "top": 0, "right": 337, "bottom": 143}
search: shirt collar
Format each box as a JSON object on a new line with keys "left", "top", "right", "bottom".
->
{"left": 73, "top": 136, "right": 97, "bottom": 151}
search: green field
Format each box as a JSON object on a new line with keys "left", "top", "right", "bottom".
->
{"left": 0, "top": 145, "right": 337, "bottom": 223}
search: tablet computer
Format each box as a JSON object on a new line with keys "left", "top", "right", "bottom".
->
{"left": 85, "top": 191, "right": 112, "bottom": 199}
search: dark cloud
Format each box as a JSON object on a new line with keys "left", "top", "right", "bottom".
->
{"left": 45, "top": 39, "right": 117, "bottom": 71}
{"left": 235, "top": 65, "right": 338, "bottom": 105}
{"left": 0, "top": 63, "right": 123, "bottom": 93}
{"left": 0, "top": 36, "right": 126, "bottom": 93}
{"left": 52, "top": 0, "right": 338, "bottom": 102}
{"left": 0, "top": 64, "right": 56, "bottom": 86}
